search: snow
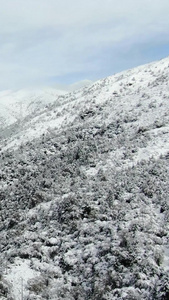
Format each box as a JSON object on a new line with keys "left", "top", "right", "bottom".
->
{"left": 47, "top": 237, "right": 58, "bottom": 246}
{"left": 0, "top": 87, "right": 67, "bottom": 128}
{"left": 163, "top": 245, "right": 169, "bottom": 271}
{"left": 5, "top": 258, "right": 40, "bottom": 300}
{"left": 0, "top": 56, "right": 169, "bottom": 300}
{"left": 1, "top": 57, "right": 169, "bottom": 164}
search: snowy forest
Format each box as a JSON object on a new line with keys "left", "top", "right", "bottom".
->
{"left": 0, "top": 57, "right": 169, "bottom": 299}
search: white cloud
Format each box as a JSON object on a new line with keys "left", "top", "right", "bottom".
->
{"left": 0, "top": 0, "right": 169, "bottom": 89}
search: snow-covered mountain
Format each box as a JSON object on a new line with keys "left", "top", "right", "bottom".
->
{"left": 0, "top": 88, "right": 66, "bottom": 128}
{"left": 0, "top": 57, "right": 169, "bottom": 300}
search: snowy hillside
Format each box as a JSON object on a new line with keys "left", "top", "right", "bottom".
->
{"left": 0, "top": 88, "right": 66, "bottom": 128}
{"left": 0, "top": 57, "right": 169, "bottom": 300}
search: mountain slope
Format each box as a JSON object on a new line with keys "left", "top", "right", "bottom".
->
{"left": 0, "top": 88, "right": 66, "bottom": 128}
{"left": 0, "top": 57, "right": 169, "bottom": 300}
{"left": 1, "top": 57, "right": 169, "bottom": 158}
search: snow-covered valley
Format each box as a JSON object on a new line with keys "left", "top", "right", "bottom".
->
{"left": 0, "top": 57, "right": 169, "bottom": 299}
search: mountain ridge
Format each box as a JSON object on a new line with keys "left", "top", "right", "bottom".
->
{"left": 0, "top": 88, "right": 67, "bottom": 129}
{"left": 1, "top": 56, "right": 169, "bottom": 160}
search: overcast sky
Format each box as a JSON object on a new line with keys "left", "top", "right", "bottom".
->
{"left": 0, "top": 0, "right": 169, "bottom": 90}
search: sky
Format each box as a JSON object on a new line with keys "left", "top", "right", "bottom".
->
{"left": 0, "top": 0, "right": 169, "bottom": 90}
